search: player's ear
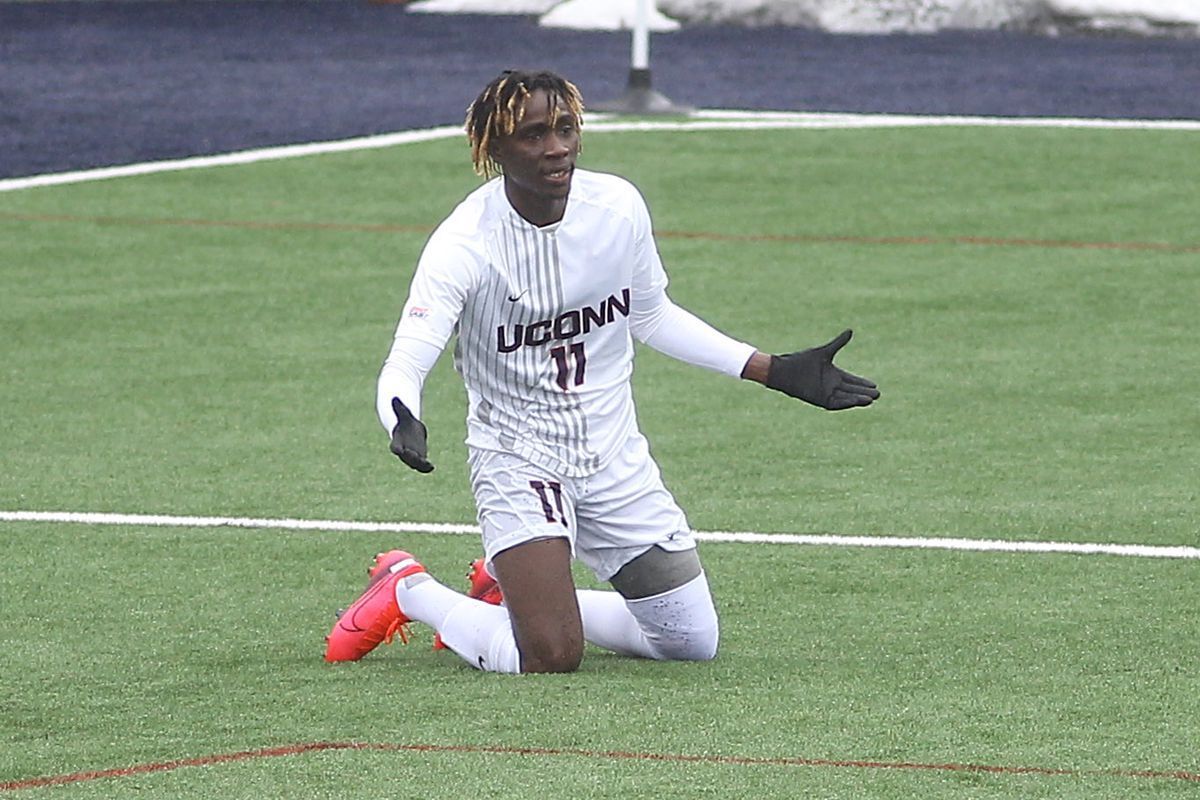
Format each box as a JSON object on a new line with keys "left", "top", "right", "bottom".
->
{"left": 488, "top": 140, "right": 508, "bottom": 172}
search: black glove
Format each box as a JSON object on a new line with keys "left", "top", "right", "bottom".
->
{"left": 389, "top": 397, "right": 434, "bottom": 473}
{"left": 765, "top": 329, "right": 880, "bottom": 410}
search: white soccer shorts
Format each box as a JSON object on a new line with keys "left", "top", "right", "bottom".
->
{"left": 468, "top": 431, "right": 697, "bottom": 581}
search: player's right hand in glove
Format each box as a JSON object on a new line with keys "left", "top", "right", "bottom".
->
{"left": 766, "top": 329, "right": 880, "bottom": 410}
{"left": 389, "top": 397, "right": 434, "bottom": 473}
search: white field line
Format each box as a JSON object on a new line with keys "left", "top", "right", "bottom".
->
{"left": 1, "top": 510, "right": 1196, "bottom": 560}
{"left": 692, "top": 109, "right": 1200, "bottom": 129}
{"left": 3, "top": 111, "right": 1198, "bottom": 193}
{"left": 0, "top": 125, "right": 463, "bottom": 193}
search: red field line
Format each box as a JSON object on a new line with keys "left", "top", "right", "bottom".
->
{"left": 3, "top": 742, "right": 1197, "bottom": 792}
{"left": 2, "top": 210, "right": 1198, "bottom": 253}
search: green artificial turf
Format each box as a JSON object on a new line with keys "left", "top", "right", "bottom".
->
{"left": 1, "top": 123, "right": 1197, "bottom": 798}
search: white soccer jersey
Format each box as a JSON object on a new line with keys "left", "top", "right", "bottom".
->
{"left": 380, "top": 169, "right": 754, "bottom": 478}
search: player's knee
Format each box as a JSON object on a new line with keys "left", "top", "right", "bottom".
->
{"left": 518, "top": 634, "right": 584, "bottom": 673}
{"left": 623, "top": 566, "right": 720, "bottom": 662}
{"left": 611, "top": 545, "right": 702, "bottom": 599}
{"left": 648, "top": 606, "right": 719, "bottom": 662}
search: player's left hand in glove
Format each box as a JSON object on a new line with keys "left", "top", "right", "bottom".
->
{"left": 389, "top": 397, "right": 434, "bottom": 473}
{"left": 766, "top": 329, "right": 880, "bottom": 410}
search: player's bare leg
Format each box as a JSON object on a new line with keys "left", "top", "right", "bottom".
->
{"left": 491, "top": 536, "right": 584, "bottom": 673}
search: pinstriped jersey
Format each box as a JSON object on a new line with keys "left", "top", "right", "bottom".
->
{"left": 394, "top": 169, "right": 668, "bottom": 478}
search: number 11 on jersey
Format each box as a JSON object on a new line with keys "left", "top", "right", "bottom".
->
{"left": 549, "top": 342, "right": 587, "bottom": 390}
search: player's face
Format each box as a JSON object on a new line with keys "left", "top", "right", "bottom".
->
{"left": 492, "top": 88, "right": 580, "bottom": 226}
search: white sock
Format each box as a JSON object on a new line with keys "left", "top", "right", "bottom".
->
{"left": 579, "top": 572, "right": 719, "bottom": 661}
{"left": 396, "top": 574, "right": 522, "bottom": 673}
{"left": 437, "top": 601, "right": 522, "bottom": 673}
{"left": 395, "top": 572, "right": 717, "bottom": 672}
{"left": 577, "top": 589, "right": 657, "bottom": 658}
{"left": 624, "top": 571, "right": 719, "bottom": 661}
{"left": 394, "top": 573, "right": 465, "bottom": 631}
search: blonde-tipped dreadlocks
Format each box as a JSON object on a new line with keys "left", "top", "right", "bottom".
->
{"left": 465, "top": 70, "right": 584, "bottom": 179}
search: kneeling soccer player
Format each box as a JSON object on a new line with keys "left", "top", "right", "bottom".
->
{"left": 324, "top": 69, "right": 879, "bottom": 673}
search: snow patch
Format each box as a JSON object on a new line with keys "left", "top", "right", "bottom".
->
{"left": 656, "top": 0, "right": 1200, "bottom": 33}
{"left": 403, "top": 0, "right": 1200, "bottom": 36}
{"left": 540, "top": 0, "right": 682, "bottom": 30}
{"left": 405, "top": 0, "right": 559, "bottom": 15}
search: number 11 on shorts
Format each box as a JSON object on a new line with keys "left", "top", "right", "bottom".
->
{"left": 529, "top": 480, "right": 568, "bottom": 527}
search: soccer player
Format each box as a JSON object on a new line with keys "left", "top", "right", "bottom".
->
{"left": 325, "top": 69, "right": 879, "bottom": 673}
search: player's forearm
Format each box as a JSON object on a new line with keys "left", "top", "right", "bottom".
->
{"left": 375, "top": 336, "right": 442, "bottom": 432}
{"left": 635, "top": 300, "right": 756, "bottom": 378}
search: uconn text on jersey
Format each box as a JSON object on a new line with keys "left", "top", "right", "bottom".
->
{"left": 496, "top": 288, "right": 631, "bottom": 353}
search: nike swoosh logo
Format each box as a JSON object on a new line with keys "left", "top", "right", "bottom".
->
{"left": 507, "top": 289, "right": 528, "bottom": 302}
{"left": 337, "top": 579, "right": 392, "bottom": 633}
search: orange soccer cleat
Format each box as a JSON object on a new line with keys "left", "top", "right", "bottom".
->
{"left": 465, "top": 557, "right": 504, "bottom": 606}
{"left": 324, "top": 549, "right": 426, "bottom": 662}
{"left": 432, "top": 557, "right": 504, "bottom": 651}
